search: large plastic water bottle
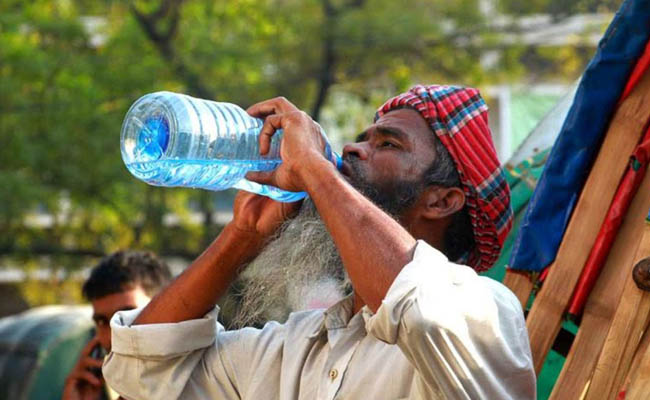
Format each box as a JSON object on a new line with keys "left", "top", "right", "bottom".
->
{"left": 120, "top": 91, "right": 341, "bottom": 202}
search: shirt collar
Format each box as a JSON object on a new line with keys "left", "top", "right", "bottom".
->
{"left": 307, "top": 295, "right": 359, "bottom": 339}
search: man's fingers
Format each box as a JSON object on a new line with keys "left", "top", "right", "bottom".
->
{"left": 69, "top": 369, "right": 102, "bottom": 388}
{"left": 78, "top": 370, "right": 103, "bottom": 387}
{"left": 259, "top": 114, "right": 282, "bottom": 155}
{"left": 246, "top": 170, "right": 275, "bottom": 186}
{"left": 81, "top": 336, "right": 100, "bottom": 356}
{"left": 247, "top": 96, "right": 298, "bottom": 118}
{"left": 82, "top": 356, "right": 105, "bottom": 369}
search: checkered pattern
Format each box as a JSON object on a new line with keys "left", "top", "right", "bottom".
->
{"left": 376, "top": 84, "right": 512, "bottom": 271}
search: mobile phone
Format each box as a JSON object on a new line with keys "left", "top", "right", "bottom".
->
{"left": 89, "top": 343, "right": 106, "bottom": 378}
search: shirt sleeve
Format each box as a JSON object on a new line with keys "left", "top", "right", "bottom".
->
{"left": 364, "top": 240, "right": 537, "bottom": 400}
{"left": 102, "top": 307, "right": 243, "bottom": 400}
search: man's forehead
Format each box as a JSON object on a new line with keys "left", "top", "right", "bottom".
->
{"left": 91, "top": 286, "right": 150, "bottom": 316}
{"left": 375, "top": 107, "right": 426, "bottom": 128}
{"left": 370, "top": 108, "right": 434, "bottom": 141}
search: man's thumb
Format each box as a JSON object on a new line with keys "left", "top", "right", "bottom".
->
{"left": 245, "top": 170, "right": 275, "bottom": 186}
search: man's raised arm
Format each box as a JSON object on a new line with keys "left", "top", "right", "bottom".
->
{"left": 133, "top": 192, "right": 300, "bottom": 325}
{"left": 245, "top": 98, "right": 417, "bottom": 313}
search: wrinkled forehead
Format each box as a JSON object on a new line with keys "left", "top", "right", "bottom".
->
{"left": 375, "top": 104, "right": 426, "bottom": 122}
{"left": 371, "top": 107, "right": 437, "bottom": 147}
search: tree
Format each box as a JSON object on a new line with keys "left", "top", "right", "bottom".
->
{"left": 0, "top": 0, "right": 619, "bottom": 305}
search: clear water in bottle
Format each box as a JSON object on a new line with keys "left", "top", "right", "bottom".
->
{"left": 120, "top": 91, "right": 338, "bottom": 202}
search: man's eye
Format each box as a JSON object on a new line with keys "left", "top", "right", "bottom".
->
{"left": 381, "top": 141, "right": 397, "bottom": 148}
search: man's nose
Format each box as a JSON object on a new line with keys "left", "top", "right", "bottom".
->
{"left": 97, "top": 326, "right": 111, "bottom": 351}
{"left": 342, "top": 142, "right": 369, "bottom": 160}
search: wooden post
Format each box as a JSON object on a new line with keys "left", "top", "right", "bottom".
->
{"left": 585, "top": 225, "right": 650, "bottom": 400}
{"left": 619, "top": 322, "right": 650, "bottom": 398}
{"left": 549, "top": 171, "right": 650, "bottom": 399}
{"left": 503, "top": 269, "right": 535, "bottom": 310}
{"left": 626, "top": 318, "right": 650, "bottom": 399}
{"left": 525, "top": 70, "right": 650, "bottom": 374}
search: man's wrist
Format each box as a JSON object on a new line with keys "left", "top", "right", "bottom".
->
{"left": 297, "top": 153, "right": 341, "bottom": 194}
{"left": 221, "top": 223, "right": 267, "bottom": 251}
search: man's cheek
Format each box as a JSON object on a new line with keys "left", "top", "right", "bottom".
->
{"left": 347, "top": 164, "right": 370, "bottom": 186}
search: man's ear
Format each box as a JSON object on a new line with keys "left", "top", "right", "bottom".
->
{"left": 419, "top": 186, "right": 466, "bottom": 220}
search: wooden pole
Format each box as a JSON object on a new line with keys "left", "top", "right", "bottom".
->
{"left": 625, "top": 313, "right": 650, "bottom": 399}
{"left": 549, "top": 171, "right": 650, "bottom": 399}
{"left": 525, "top": 70, "right": 650, "bottom": 374}
{"left": 628, "top": 350, "right": 650, "bottom": 400}
{"left": 619, "top": 322, "right": 650, "bottom": 399}
{"left": 503, "top": 269, "right": 535, "bottom": 310}
{"left": 585, "top": 225, "right": 650, "bottom": 400}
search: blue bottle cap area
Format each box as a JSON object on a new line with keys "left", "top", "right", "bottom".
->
{"left": 136, "top": 116, "right": 170, "bottom": 161}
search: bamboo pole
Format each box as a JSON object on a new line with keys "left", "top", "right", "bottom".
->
{"left": 525, "top": 70, "right": 650, "bottom": 374}
{"left": 549, "top": 170, "right": 650, "bottom": 399}
{"left": 585, "top": 224, "right": 650, "bottom": 400}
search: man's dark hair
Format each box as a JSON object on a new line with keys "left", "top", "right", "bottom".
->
{"left": 82, "top": 250, "right": 172, "bottom": 301}
{"left": 422, "top": 136, "right": 476, "bottom": 262}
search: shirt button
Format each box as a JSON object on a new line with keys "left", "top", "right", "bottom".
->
{"left": 329, "top": 369, "right": 338, "bottom": 380}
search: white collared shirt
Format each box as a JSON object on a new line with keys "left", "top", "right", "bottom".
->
{"left": 103, "top": 241, "right": 536, "bottom": 399}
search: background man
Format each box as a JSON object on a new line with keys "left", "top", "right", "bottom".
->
{"left": 104, "top": 85, "right": 536, "bottom": 399}
{"left": 63, "top": 250, "right": 172, "bottom": 400}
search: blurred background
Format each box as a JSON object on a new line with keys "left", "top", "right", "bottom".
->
{"left": 0, "top": 0, "right": 620, "bottom": 314}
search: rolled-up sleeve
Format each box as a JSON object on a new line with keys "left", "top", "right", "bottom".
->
{"left": 365, "top": 240, "right": 536, "bottom": 400}
{"left": 103, "top": 307, "right": 241, "bottom": 400}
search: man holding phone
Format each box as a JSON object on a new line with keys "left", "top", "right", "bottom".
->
{"left": 62, "top": 250, "right": 172, "bottom": 400}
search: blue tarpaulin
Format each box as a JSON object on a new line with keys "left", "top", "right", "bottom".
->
{"left": 509, "top": 0, "right": 650, "bottom": 272}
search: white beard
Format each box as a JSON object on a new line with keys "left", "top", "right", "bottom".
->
{"left": 226, "top": 198, "right": 351, "bottom": 329}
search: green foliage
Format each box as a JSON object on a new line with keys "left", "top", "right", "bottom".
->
{"left": 0, "top": 0, "right": 619, "bottom": 297}
{"left": 498, "top": 0, "right": 620, "bottom": 18}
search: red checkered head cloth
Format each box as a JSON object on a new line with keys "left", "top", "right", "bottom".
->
{"left": 376, "top": 84, "right": 512, "bottom": 271}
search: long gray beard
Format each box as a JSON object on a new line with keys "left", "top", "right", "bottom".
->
{"left": 225, "top": 198, "right": 351, "bottom": 329}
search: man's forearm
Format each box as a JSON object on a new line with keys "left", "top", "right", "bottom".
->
{"left": 133, "top": 225, "right": 264, "bottom": 325}
{"left": 302, "top": 160, "right": 418, "bottom": 313}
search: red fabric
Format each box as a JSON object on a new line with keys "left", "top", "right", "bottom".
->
{"left": 567, "top": 142, "right": 649, "bottom": 316}
{"left": 539, "top": 267, "right": 549, "bottom": 283}
{"left": 377, "top": 85, "right": 513, "bottom": 271}
{"left": 620, "top": 39, "right": 650, "bottom": 102}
